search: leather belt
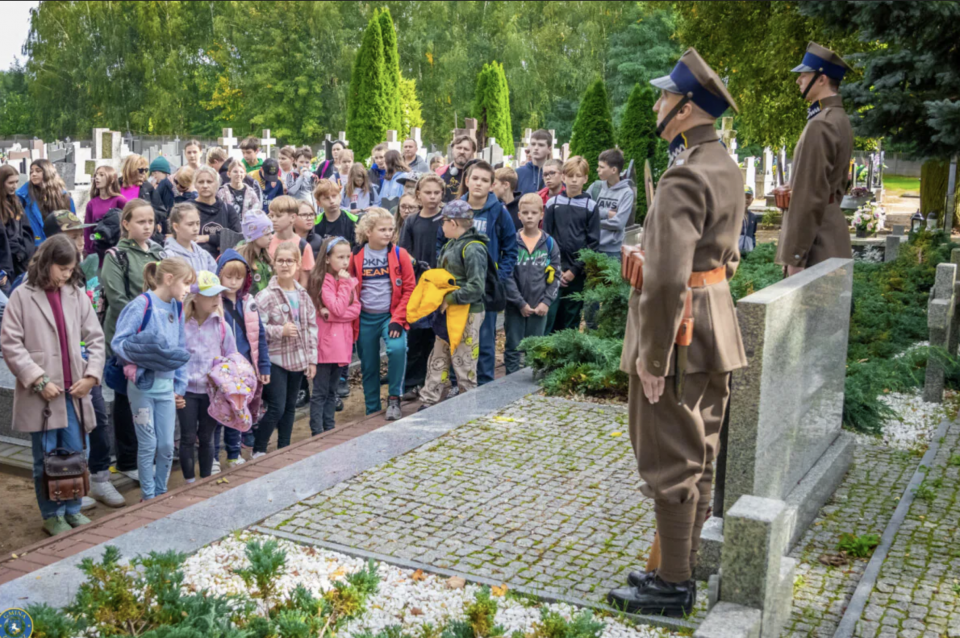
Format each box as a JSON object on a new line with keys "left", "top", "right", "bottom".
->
{"left": 688, "top": 265, "right": 726, "bottom": 289}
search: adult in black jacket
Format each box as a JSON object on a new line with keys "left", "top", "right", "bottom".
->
{"left": 0, "top": 164, "right": 34, "bottom": 285}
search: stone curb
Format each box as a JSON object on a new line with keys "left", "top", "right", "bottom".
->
{"left": 0, "top": 369, "right": 539, "bottom": 610}
{"left": 831, "top": 416, "right": 955, "bottom": 638}
{"left": 253, "top": 525, "right": 697, "bottom": 634}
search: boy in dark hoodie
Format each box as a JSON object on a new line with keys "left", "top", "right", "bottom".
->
{"left": 543, "top": 155, "right": 600, "bottom": 334}
{"left": 436, "top": 160, "right": 518, "bottom": 385}
{"left": 418, "top": 200, "right": 488, "bottom": 408}
{"left": 217, "top": 249, "right": 271, "bottom": 462}
{"left": 504, "top": 194, "right": 561, "bottom": 374}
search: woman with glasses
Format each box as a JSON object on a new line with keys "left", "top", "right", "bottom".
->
{"left": 119, "top": 154, "right": 154, "bottom": 204}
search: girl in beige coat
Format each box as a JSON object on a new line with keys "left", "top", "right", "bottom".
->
{"left": 0, "top": 235, "right": 105, "bottom": 536}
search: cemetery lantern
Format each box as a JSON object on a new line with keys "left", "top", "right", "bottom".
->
{"left": 926, "top": 212, "right": 939, "bottom": 231}
{"left": 911, "top": 210, "right": 925, "bottom": 233}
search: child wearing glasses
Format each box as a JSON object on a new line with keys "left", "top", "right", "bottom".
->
{"left": 253, "top": 241, "right": 317, "bottom": 455}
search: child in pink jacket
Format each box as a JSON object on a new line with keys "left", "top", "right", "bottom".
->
{"left": 307, "top": 236, "right": 360, "bottom": 434}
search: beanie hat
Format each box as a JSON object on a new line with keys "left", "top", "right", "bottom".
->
{"left": 149, "top": 156, "right": 172, "bottom": 175}
{"left": 242, "top": 212, "right": 274, "bottom": 243}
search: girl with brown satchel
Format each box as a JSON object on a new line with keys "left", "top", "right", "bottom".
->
{"left": 0, "top": 234, "right": 105, "bottom": 536}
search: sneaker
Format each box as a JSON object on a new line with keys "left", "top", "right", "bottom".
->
{"left": 336, "top": 396, "right": 344, "bottom": 412}
{"left": 337, "top": 377, "right": 350, "bottom": 398}
{"left": 80, "top": 496, "right": 97, "bottom": 511}
{"left": 120, "top": 468, "right": 140, "bottom": 483}
{"left": 448, "top": 386, "right": 460, "bottom": 399}
{"left": 252, "top": 451, "right": 266, "bottom": 459}
{"left": 211, "top": 461, "right": 221, "bottom": 475}
{"left": 401, "top": 386, "right": 421, "bottom": 402}
{"left": 43, "top": 516, "right": 72, "bottom": 536}
{"left": 65, "top": 513, "right": 92, "bottom": 528}
{"left": 226, "top": 457, "right": 246, "bottom": 468}
{"left": 386, "top": 396, "right": 402, "bottom": 421}
{"left": 90, "top": 471, "right": 126, "bottom": 508}
{"left": 417, "top": 403, "right": 432, "bottom": 412}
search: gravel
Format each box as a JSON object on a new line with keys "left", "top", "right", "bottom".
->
{"left": 179, "top": 533, "right": 679, "bottom": 638}
{"left": 853, "top": 389, "right": 954, "bottom": 451}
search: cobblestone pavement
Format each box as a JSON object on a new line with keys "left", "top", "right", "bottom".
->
{"left": 262, "top": 396, "right": 712, "bottom": 620}
{"left": 783, "top": 440, "right": 918, "bottom": 637}
{"left": 851, "top": 419, "right": 960, "bottom": 638}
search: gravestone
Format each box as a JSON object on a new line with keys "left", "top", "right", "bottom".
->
{"left": 548, "top": 129, "right": 560, "bottom": 160}
{"left": 260, "top": 129, "right": 276, "bottom": 158}
{"left": 410, "top": 127, "right": 426, "bottom": 160}
{"left": 697, "top": 258, "right": 856, "bottom": 578}
{"left": 218, "top": 128, "right": 241, "bottom": 161}
{"left": 923, "top": 262, "right": 957, "bottom": 403}
{"left": 385, "top": 130, "right": 402, "bottom": 152}
{"left": 72, "top": 143, "right": 93, "bottom": 186}
{"left": 720, "top": 117, "right": 737, "bottom": 160}
{"left": 560, "top": 143, "right": 570, "bottom": 163}
{"left": 480, "top": 137, "right": 504, "bottom": 166}
{"left": 518, "top": 128, "right": 533, "bottom": 164}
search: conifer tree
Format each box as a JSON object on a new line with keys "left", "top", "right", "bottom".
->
{"left": 347, "top": 12, "right": 389, "bottom": 162}
{"left": 378, "top": 7, "right": 402, "bottom": 132}
{"left": 617, "top": 84, "right": 658, "bottom": 222}
{"left": 569, "top": 78, "right": 616, "bottom": 183}
{"left": 473, "top": 61, "right": 515, "bottom": 157}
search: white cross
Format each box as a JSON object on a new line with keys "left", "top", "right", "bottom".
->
{"left": 260, "top": 129, "right": 276, "bottom": 156}
{"left": 218, "top": 128, "right": 237, "bottom": 154}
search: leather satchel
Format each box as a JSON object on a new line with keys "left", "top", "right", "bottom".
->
{"left": 41, "top": 401, "right": 90, "bottom": 502}
{"left": 773, "top": 185, "right": 792, "bottom": 211}
{"left": 620, "top": 244, "right": 645, "bottom": 291}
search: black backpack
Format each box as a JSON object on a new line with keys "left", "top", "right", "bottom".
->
{"left": 93, "top": 208, "right": 124, "bottom": 255}
{"left": 461, "top": 239, "right": 507, "bottom": 313}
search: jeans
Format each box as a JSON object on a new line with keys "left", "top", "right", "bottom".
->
{"left": 214, "top": 424, "right": 242, "bottom": 461}
{"left": 356, "top": 311, "right": 407, "bottom": 413}
{"left": 177, "top": 392, "right": 218, "bottom": 480}
{"left": 504, "top": 306, "right": 549, "bottom": 374}
{"left": 254, "top": 365, "right": 304, "bottom": 453}
{"left": 404, "top": 327, "right": 434, "bottom": 391}
{"left": 88, "top": 384, "right": 112, "bottom": 474}
{"left": 31, "top": 398, "right": 86, "bottom": 519}
{"left": 112, "top": 392, "right": 139, "bottom": 472}
{"left": 126, "top": 381, "right": 177, "bottom": 500}
{"left": 310, "top": 363, "right": 341, "bottom": 434}
{"left": 546, "top": 272, "right": 585, "bottom": 334}
{"left": 477, "top": 310, "right": 498, "bottom": 385}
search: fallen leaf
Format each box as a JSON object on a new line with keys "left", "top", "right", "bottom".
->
{"left": 11, "top": 554, "right": 17, "bottom": 559}
{"left": 818, "top": 553, "right": 849, "bottom": 567}
{"left": 445, "top": 576, "right": 466, "bottom": 590}
{"left": 411, "top": 569, "right": 428, "bottom": 581}
{"left": 410, "top": 607, "right": 424, "bottom": 616}
{"left": 491, "top": 584, "right": 509, "bottom": 597}
{"left": 331, "top": 567, "right": 347, "bottom": 579}
{"left": 610, "top": 431, "right": 622, "bottom": 437}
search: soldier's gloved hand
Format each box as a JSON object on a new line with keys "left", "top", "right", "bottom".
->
{"left": 636, "top": 360, "right": 665, "bottom": 404}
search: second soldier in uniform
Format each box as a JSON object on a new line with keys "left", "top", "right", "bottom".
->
{"left": 608, "top": 48, "right": 747, "bottom": 617}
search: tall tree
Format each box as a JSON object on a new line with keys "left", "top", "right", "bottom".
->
{"left": 473, "top": 62, "right": 515, "bottom": 157}
{"left": 618, "top": 84, "right": 659, "bottom": 223}
{"left": 399, "top": 74, "right": 424, "bottom": 139}
{"left": 607, "top": 6, "right": 679, "bottom": 123}
{"left": 347, "top": 12, "right": 389, "bottom": 161}
{"left": 378, "top": 7, "right": 402, "bottom": 132}
{"left": 801, "top": 1, "right": 960, "bottom": 223}
{"left": 666, "top": 1, "right": 866, "bottom": 150}
{"left": 570, "top": 78, "right": 616, "bottom": 183}
{"left": 0, "top": 64, "right": 32, "bottom": 136}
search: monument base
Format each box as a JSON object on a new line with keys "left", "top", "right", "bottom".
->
{"left": 694, "top": 431, "right": 855, "bottom": 580}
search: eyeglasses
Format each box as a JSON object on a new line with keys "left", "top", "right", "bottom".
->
{"left": 275, "top": 259, "right": 297, "bottom": 266}
{"left": 137, "top": 168, "right": 149, "bottom": 174}
{"left": 542, "top": 171, "right": 559, "bottom": 178}
{"left": 298, "top": 213, "right": 316, "bottom": 219}
{"left": 400, "top": 205, "right": 420, "bottom": 213}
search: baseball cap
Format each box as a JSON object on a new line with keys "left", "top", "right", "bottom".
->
{"left": 43, "top": 210, "right": 95, "bottom": 238}
{"left": 397, "top": 172, "right": 421, "bottom": 185}
{"left": 262, "top": 158, "right": 280, "bottom": 182}
{"left": 442, "top": 200, "right": 473, "bottom": 220}
{"left": 191, "top": 270, "right": 228, "bottom": 297}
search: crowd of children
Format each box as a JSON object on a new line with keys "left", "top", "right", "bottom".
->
{"left": 0, "top": 130, "right": 636, "bottom": 537}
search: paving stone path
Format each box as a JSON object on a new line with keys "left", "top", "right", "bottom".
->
{"left": 783, "top": 438, "right": 918, "bottom": 637}
{"left": 851, "top": 419, "right": 960, "bottom": 638}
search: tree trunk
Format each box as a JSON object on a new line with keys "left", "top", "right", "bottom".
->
{"left": 921, "top": 159, "right": 960, "bottom": 228}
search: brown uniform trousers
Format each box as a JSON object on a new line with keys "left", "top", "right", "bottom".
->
{"left": 620, "top": 124, "right": 747, "bottom": 583}
{"left": 776, "top": 94, "right": 854, "bottom": 268}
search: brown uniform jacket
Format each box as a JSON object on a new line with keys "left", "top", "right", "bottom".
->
{"left": 776, "top": 95, "right": 854, "bottom": 268}
{"left": 620, "top": 124, "right": 748, "bottom": 378}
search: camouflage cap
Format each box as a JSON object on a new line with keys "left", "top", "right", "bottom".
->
{"left": 441, "top": 199, "right": 473, "bottom": 220}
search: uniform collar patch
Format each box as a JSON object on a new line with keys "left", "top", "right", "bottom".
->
{"left": 807, "top": 100, "right": 822, "bottom": 120}
{"left": 668, "top": 132, "right": 688, "bottom": 166}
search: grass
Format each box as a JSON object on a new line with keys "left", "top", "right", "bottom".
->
{"left": 883, "top": 174, "right": 920, "bottom": 198}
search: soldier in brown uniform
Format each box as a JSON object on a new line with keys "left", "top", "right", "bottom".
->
{"left": 776, "top": 42, "right": 854, "bottom": 276}
{"left": 607, "top": 48, "right": 747, "bottom": 617}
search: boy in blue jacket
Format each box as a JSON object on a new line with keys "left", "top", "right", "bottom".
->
{"left": 216, "top": 248, "right": 271, "bottom": 463}
{"left": 437, "top": 160, "right": 518, "bottom": 385}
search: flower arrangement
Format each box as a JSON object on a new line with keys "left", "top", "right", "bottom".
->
{"left": 849, "top": 186, "right": 871, "bottom": 199}
{"left": 851, "top": 202, "right": 885, "bottom": 234}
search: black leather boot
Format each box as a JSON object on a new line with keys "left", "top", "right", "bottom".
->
{"left": 627, "top": 569, "right": 655, "bottom": 587}
{"left": 607, "top": 576, "right": 696, "bottom": 617}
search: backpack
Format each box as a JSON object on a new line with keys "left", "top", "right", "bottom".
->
{"left": 462, "top": 239, "right": 507, "bottom": 313}
{"left": 92, "top": 208, "right": 124, "bottom": 255}
{"left": 103, "top": 294, "right": 183, "bottom": 393}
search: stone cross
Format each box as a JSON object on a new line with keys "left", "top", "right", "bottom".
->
{"left": 338, "top": 131, "right": 348, "bottom": 146}
{"left": 720, "top": 117, "right": 737, "bottom": 154}
{"left": 260, "top": 129, "right": 276, "bottom": 157}
{"left": 481, "top": 137, "right": 504, "bottom": 166}
{"left": 518, "top": 128, "right": 533, "bottom": 164}
{"left": 561, "top": 143, "right": 570, "bottom": 162}
{"left": 924, "top": 262, "right": 957, "bottom": 403}
{"left": 385, "top": 130, "right": 402, "bottom": 152}
{"left": 218, "top": 128, "right": 238, "bottom": 155}
{"left": 410, "top": 127, "right": 426, "bottom": 160}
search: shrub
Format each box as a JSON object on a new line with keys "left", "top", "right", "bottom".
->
{"left": 569, "top": 78, "right": 616, "bottom": 184}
